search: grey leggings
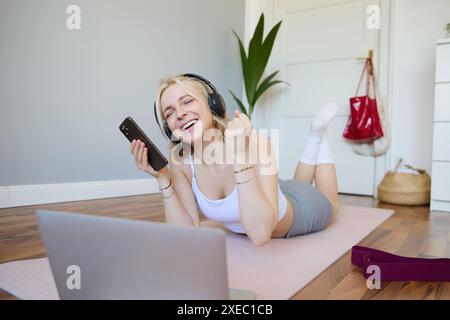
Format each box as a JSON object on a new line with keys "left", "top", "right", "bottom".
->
{"left": 278, "top": 179, "right": 333, "bottom": 238}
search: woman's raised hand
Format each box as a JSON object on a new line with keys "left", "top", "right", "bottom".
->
{"left": 130, "top": 139, "right": 168, "bottom": 178}
{"left": 225, "top": 110, "right": 253, "bottom": 163}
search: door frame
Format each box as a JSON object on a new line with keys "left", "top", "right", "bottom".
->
{"left": 243, "top": 0, "right": 396, "bottom": 197}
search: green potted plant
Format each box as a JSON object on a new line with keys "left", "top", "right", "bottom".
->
{"left": 230, "top": 13, "right": 287, "bottom": 120}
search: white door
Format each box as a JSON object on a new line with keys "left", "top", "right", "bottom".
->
{"left": 261, "top": 0, "right": 382, "bottom": 195}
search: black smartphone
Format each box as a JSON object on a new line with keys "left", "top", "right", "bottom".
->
{"left": 119, "top": 116, "right": 168, "bottom": 171}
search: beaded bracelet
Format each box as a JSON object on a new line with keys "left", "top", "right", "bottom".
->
{"left": 233, "top": 165, "right": 254, "bottom": 175}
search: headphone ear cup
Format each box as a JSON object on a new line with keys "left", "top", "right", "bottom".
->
{"left": 208, "top": 93, "right": 226, "bottom": 117}
{"left": 216, "top": 93, "right": 226, "bottom": 117}
{"left": 208, "top": 94, "right": 216, "bottom": 112}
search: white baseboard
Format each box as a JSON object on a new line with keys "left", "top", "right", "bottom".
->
{"left": 0, "top": 187, "right": 8, "bottom": 208}
{"left": 430, "top": 200, "right": 450, "bottom": 213}
{"left": 1, "top": 178, "right": 160, "bottom": 209}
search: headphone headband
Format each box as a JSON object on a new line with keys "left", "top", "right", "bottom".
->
{"left": 182, "top": 73, "right": 218, "bottom": 93}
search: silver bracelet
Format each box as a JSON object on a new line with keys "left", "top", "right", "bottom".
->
{"left": 159, "top": 180, "right": 171, "bottom": 191}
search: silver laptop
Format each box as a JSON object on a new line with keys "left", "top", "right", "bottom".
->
{"left": 36, "top": 209, "right": 256, "bottom": 300}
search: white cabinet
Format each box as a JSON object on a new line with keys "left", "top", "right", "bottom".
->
{"left": 436, "top": 43, "right": 450, "bottom": 82}
{"left": 431, "top": 38, "right": 450, "bottom": 212}
{"left": 434, "top": 83, "right": 450, "bottom": 121}
{"left": 432, "top": 123, "right": 450, "bottom": 160}
{"left": 431, "top": 162, "right": 450, "bottom": 202}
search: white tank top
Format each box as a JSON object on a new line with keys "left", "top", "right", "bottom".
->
{"left": 188, "top": 154, "right": 288, "bottom": 234}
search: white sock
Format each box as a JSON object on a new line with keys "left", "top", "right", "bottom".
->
{"left": 299, "top": 125, "right": 322, "bottom": 165}
{"left": 316, "top": 134, "right": 334, "bottom": 164}
{"left": 300, "top": 102, "right": 339, "bottom": 165}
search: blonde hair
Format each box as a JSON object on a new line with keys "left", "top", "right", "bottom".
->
{"left": 155, "top": 74, "right": 229, "bottom": 151}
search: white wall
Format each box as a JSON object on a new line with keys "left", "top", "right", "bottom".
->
{"left": 390, "top": 0, "right": 450, "bottom": 173}
{"left": 0, "top": 0, "right": 245, "bottom": 186}
{"left": 0, "top": 0, "right": 245, "bottom": 207}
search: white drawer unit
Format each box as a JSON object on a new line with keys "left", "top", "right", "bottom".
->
{"left": 432, "top": 123, "right": 450, "bottom": 160}
{"left": 431, "top": 162, "right": 450, "bottom": 202}
{"left": 436, "top": 41, "right": 450, "bottom": 82}
{"left": 431, "top": 38, "right": 450, "bottom": 213}
{"left": 434, "top": 83, "right": 450, "bottom": 121}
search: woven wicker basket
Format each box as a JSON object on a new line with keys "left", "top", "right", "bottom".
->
{"left": 377, "top": 160, "right": 431, "bottom": 206}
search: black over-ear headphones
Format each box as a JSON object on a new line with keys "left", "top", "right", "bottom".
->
{"left": 153, "top": 73, "right": 226, "bottom": 142}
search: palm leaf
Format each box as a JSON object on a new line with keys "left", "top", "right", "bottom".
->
{"left": 252, "top": 70, "right": 279, "bottom": 105}
{"left": 253, "top": 20, "right": 282, "bottom": 88}
{"left": 248, "top": 14, "right": 264, "bottom": 60}
{"left": 230, "top": 13, "right": 284, "bottom": 119}
{"left": 232, "top": 29, "right": 253, "bottom": 107}
{"left": 250, "top": 80, "right": 285, "bottom": 115}
{"left": 247, "top": 19, "right": 282, "bottom": 97}
{"left": 231, "top": 29, "right": 247, "bottom": 76}
{"left": 245, "top": 15, "right": 265, "bottom": 103}
{"left": 229, "top": 90, "right": 248, "bottom": 116}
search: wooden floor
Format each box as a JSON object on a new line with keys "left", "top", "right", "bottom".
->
{"left": 1, "top": 193, "right": 450, "bottom": 300}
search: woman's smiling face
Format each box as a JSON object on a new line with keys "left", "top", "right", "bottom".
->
{"left": 160, "top": 83, "right": 214, "bottom": 144}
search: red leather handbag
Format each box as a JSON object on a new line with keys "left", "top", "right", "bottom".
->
{"left": 343, "top": 58, "right": 384, "bottom": 142}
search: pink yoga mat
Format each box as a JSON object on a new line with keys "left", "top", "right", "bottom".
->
{"left": 0, "top": 205, "right": 393, "bottom": 300}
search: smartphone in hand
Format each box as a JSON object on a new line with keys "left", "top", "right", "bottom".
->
{"left": 119, "top": 117, "right": 168, "bottom": 171}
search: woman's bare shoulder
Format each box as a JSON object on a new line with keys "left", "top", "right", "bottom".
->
{"left": 168, "top": 152, "right": 192, "bottom": 181}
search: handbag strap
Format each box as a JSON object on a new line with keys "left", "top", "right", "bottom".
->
{"left": 368, "top": 59, "right": 377, "bottom": 99}
{"left": 354, "top": 59, "right": 369, "bottom": 97}
{"left": 351, "top": 245, "right": 450, "bottom": 281}
{"left": 354, "top": 58, "right": 378, "bottom": 99}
